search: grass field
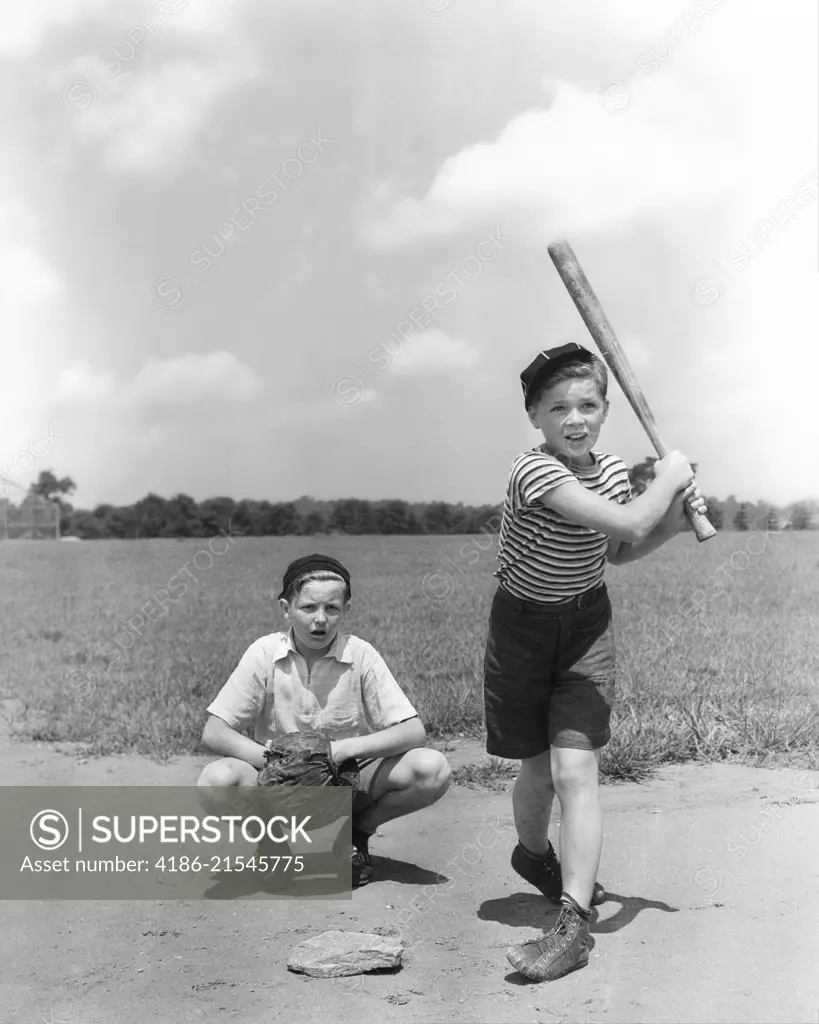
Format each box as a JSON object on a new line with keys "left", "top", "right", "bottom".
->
{"left": 1, "top": 531, "right": 817, "bottom": 782}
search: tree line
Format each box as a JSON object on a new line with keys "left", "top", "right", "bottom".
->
{"left": 4, "top": 467, "right": 816, "bottom": 539}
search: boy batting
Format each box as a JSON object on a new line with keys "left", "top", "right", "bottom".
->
{"left": 484, "top": 342, "right": 706, "bottom": 982}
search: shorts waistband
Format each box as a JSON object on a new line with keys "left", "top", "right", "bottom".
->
{"left": 496, "top": 583, "right": 606, "bottom": 614}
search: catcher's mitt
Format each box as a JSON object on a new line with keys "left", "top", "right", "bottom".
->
{"left": 256, "top": 731, "right": 359, "bottom": 831}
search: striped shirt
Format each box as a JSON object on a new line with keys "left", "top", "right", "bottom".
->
{"left": 494, "top": 446, "right": 632, "bottom": 602}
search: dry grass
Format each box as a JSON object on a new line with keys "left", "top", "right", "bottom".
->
{"left": 1, "top": 531, "right": 817, "bottom": 782}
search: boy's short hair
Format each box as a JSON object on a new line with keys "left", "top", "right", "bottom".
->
{"left": 283, "top": 569, "right": 351, "bottom": 605}
{"left": 526, "top": 355, "right": 608, "bottom": 411}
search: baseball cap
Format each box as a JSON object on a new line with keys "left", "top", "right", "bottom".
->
{"left": 520, "top": 342, "right": 594, "bottom": 407}
{"left": 278, "top": 554, "right": 351, "bottom": 600}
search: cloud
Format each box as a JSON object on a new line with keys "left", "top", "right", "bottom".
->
{"left": 387, "top": 329, "right": 481, "bottom": 375}
{"left": 0, "top": 202, "right": 64, "bottom": 460}
{"left": 22, "top": 0, "right": 263, "bottom": 172}
{"left": 366, "top": 76, "right": 739, "bottom": 248}
{"left": 56, "top": 351, "right": 261, "bottom": 408}
{"left": 70, "top": 50, "right": 260, "bottom": 173}
{"left": 56, "top": 365, "right": 117, "bottom": 402}
{"left": 0, "top": 0, "right": 110, "bottom": 57}
{"left": 0, "top": 0, "right": 250, "bottom": 58}
{"left": 126, "top": 350, "right": 261, "bottom": 404}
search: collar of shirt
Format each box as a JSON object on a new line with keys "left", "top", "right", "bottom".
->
{"left": 274, "top": 627, "right": 355, "bottom": 666}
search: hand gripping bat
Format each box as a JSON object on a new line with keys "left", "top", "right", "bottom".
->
{"left": 548, "top": 239, "right": 716, "bottom": 543}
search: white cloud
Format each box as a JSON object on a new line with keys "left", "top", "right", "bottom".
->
{"left": 0, "top": 0, "right": 111, "bottom": 57}
{"left": 366, "top": 75, "right": 739, "bottom": 248}
{"left": 388, "top": 329, "right": 481, "bottom": 375}
{"left": 56, "top": 365, "right": 118, "bottom": 402}
{"left": 56, "top": 351, "right": 261, "bottom": 409}
{"left": 0, "top": 202, "right": 64, "bottom": 461}
{"left": 20, "top": 0, "right": 263, "bottom": 172}
{"left": 124, "top": 350, "right": 261, "bottom": 404}
{"left": 0, "top": 0, "right": 248, "bottom": 58}
{"left": 71, "top": 51, "right": 260, "bottom": 173}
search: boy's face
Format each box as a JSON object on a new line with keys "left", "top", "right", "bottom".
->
{"left": 279, "top": 580, "right": 350, "bottom": 655}
{"left": 528, "top": 377, "right": 609, "bottom": 464}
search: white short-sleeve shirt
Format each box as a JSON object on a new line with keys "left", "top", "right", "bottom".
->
{"left": 206, "top": 629, "right": 418, "bottom": 745}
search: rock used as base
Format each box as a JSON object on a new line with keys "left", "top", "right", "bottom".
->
{"left": 287, "top": 930, "right": 404, "bottom": 978}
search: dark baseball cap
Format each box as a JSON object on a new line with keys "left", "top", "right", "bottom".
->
{"left": 278, "top": 554, "right": 351, "bottom": 600}
{"left": 520, "top": 342, "right": 594, "bottom": 406}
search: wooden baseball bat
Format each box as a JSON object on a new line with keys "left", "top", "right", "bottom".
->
{"left": 547, "top": 239, "right": 716, "bottom": 543}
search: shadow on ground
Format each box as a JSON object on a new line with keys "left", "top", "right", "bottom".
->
{"left": 202, "top": 854, "right": 448, "bottom": 900}
{"left": 479, "top": 890, "right": 678, "bottom": 934}
{"left": 369, "top": 855, "right": 449, "bottom": 886}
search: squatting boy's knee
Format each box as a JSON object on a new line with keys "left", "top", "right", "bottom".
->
{"left": 197, "top": 761, "right": 235, "bottom": 788}
{"left": 409, "top": 748, "right": 451, "bottom": 798}
{"left": 196, "top": 759, "right": 258, "bottom": 814}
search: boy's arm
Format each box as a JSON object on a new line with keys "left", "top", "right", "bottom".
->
{"left": 343, "top": 646, "right": 427, "bottom": 763}
{"left": 201, "top": 639, "right": 269, "bottom": 765}
{"left": 543, "top": 451, "right": 694, "bottom": 543}
{"left": 608, "top": 483, "right": 708, "bottom": 564}
{"left": 202, "top": 714, "right": 269, "bottom": 769}
{"left": 332, "top": 716, "right": 426, "bottom": 764}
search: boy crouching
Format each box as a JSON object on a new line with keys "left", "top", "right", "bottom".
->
{"left": 197, "top": 554, "right": 451, "bottom": 886}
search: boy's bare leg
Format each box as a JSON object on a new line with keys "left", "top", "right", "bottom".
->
{"left": 550, "top": 747, "right": 602, "bottom": 909}
{"left": 196, "top": 757, "right": 299, "bottom": 868}
{"left": 354, "top": 748, "right": 451, "bottom": 834}
{"left": 513, "top": 749, "right": 557, "bottom": 855}
{"left": 196, "top": 757, "right": 258, "bottom": 813}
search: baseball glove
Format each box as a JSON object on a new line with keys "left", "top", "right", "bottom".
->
{"left": 256, "top": 731, "right": 359, "bottom": 831}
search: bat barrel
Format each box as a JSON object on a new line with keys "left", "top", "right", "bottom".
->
{"left": 548, "top": 238, "right": 717, "bottom": 544}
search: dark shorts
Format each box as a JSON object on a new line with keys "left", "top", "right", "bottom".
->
{"left": 483, "top": 583, "right": 616, "bottom": 759}
{"left": 350, "top": 756, "right": 392, "bottom": 817}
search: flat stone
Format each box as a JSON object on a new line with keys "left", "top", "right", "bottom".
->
{"left": 286, "top": 930, "right": 404, "bottom": 978}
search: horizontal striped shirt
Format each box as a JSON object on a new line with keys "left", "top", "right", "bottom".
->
{"left": 494, "top": 446, "right": 632, "bottom": 602}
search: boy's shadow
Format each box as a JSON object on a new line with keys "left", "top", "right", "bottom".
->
{"left": 203, "top": 854, "right": 447, "bottom": 900}
{"left": 369, "top": 855, "right": 449, "bottom": 886}
{"left": 479, "top": 889, "right": 678, "bottom": 934}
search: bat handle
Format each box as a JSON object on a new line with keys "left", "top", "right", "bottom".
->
{"left": 651, "top": 443, "right": 717, "bottom": 543}
{"left": 686, "top": 500, "right": 717, "bottom": 542}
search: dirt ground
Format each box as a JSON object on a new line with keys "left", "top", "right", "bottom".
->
{"left": 1, "top": 727, "right": 818, "bottom": 1024}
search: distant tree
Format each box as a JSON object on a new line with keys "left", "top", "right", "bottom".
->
{"left": 704, "top": 498, "right": 723, "bottom": 531}
{"left": 764, "top": 506, "right": 779, "bottom": 532}
{"left": 254, "top": 501, "right": 274, "bottom": 535}
{"left": 375, "top": 500, "right": 414, "bottom": 535}
{"left": 329, "top": 499, "right": 375, "bottom": 534}
{"left": 423, "top": 501, "right": 458, "bottom": 534}
{"left": 265, "top": 502, "right": 301, "bottom": 535}
{"left": 58, "top": 502, "right": 74, "bottom": 537}
{"left": 301, "top": 510, "right": 327, "bottom": 535}
{"left": 163, "top": 493, "right": 205, "bottom": 537}
{"left": 231, "top": 499, "right": 261, "bottom": 536}
{"left": 627, "top": 457, "right": 658, "bottom": 496}
{"left": 134, "top": 493, "right": 171, "bottom": 538}
{"left": 790, "top": 502, "right": 813, "bottom": 530}
{"left": 67, "top": 509, "right": 105, "bottom": 539}
{"left": 472, "top": 505, "right": 503, "bottom": 533}
{"left": 30, "top": 470, "right": 76, "bottom": 505}
{"left": 446, "top": 503, "right": 470, "bottom": 534}
{"left": 106, "top": 506, "right": 139, "bottom": 539}
{"left": 733, "top": 502, "right": 750, "bottom": 531}
{"left": 199, "top": 496, "right": 237, "bottom": 535}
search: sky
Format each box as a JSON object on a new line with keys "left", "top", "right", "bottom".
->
{"left": 1, "top": 0, "right": 817, "bottom": 510}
